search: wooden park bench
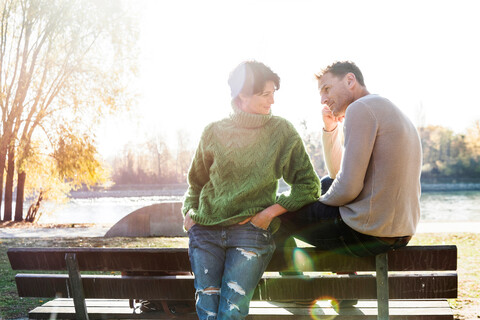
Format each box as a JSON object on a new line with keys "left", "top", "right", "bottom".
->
{"left": 8, "top": 245, "right": 457, "bottom": 319}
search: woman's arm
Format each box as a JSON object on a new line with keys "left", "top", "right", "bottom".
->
{"left": 239, "top": 204, "right": 287, "bottom": 230}
{"left": 182, "top": 128, "right": 213, "bottom": 217}
{"left": 276, "top": 128, "right": 321, "bottom": 212}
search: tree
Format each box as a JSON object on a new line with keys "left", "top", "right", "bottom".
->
{"left": 419, "top": 123, "right": 480, "bottom": 182}
{"left": 298, "top": 120, "right": 327, "bottom": 177}
{"left": 146, "top": 133, "right": 175, "bottom": 182}
{"left": 175, "top": 129, "right": 193, "bottom": 183}
{"left": 0, "top": 0, "right": 137, "bottom": 221}
{"left": 465, "top": 120, "right": 480, "bottom": 161}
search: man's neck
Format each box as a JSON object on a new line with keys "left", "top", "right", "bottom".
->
{"left": 353, "top": 87, "right": 370, "bottom": 101}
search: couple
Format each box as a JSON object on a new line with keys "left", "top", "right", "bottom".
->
{"left": 182, "top": 61, "right": 422, "bottom": 320}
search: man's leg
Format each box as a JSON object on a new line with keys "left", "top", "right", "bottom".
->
{"left": 277, "top": 176, "right": 409, "bottom": 256}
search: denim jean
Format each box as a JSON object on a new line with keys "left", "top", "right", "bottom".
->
{"left": 275, "top": 177, "right": 410, "bottom": 257}
{"left": 188, "top": 222, "right": 275, "bottom": 320}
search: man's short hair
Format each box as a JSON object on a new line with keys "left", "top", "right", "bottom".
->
{"left": 315, "top": 61, "right": 365, "bottom": 87}
{"left": 229, "top": 61, "right": 280, "bottom": 99}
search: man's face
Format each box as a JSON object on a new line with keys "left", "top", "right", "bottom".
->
{"left": 318, "top": 72, "right": 353, "bottom": 117}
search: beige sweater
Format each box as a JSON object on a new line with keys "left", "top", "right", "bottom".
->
{"left": 320, "top": 94, "right": 422, "bottom": 237}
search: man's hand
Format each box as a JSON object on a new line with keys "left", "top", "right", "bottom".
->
{"left": 183, "top": 210, "right": 196, "bottom": 231}
{"left": 322, "top": 105, "right": 345, "bottom": 132}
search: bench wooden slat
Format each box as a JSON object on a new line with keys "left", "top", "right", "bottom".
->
{"left": 7, "top": 245, "right": 457, "bottom": 272}
{"left": 16, "top": 273, "right": 457, "bottom": 300}
{"left": 7, "top": 248, "right": 191, "bottom": 272}
{"left": 28, "top": 299, "right": 454, "bottom": 320}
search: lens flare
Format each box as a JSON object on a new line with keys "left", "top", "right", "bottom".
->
{"left": 292, "top": 247, "right": 314, "bottom": 272}
{"left": 308, "top": 296, "right": 339, "bottom": 320}
{"left": 327, "top": 297, "right": 340, "bottom": 313}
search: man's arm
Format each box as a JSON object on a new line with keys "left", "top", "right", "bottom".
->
{"left": 320, "top": 101, "right": 377, "bottom": 206}
{"left": 321, "top": 106, "right": 344, "bottom": 178}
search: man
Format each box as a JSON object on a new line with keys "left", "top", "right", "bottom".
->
{"left": 276, "top": 61, "right": 422, "bottom": 258}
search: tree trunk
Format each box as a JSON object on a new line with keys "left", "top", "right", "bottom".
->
{"left": 15, "top": 170, "right": 26, "bottom": 221}
{"left": 0, "top": 151, "right": 6, "bottom": 221}
{"left": 3, "top": 145, "right": 15, "bottom": 221}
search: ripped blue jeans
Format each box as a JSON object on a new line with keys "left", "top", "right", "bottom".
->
{"left": 188, "top": 222, "right": 275, "bottom": 320}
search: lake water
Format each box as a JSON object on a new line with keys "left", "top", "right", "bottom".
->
{"left": 32, "top": 184, "right": 480, "bottom": 225}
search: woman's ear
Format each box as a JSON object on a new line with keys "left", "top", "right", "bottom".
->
{"left": 237, "top": 93, "right": 250, "bottom": 108}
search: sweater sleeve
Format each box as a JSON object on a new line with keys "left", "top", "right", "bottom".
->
{"left": 182, "top": 127, "right": 213, "bottom": 216}
{"left": 320, "top": 101, "right": 377, "bottom": 206}
{"left": 322, "top": 124, "right": 344, "bottom": 179}
{"left": 276, "top": 126, "right": 321, "bottom": 211}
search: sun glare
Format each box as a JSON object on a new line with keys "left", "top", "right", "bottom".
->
{"left": 98, "top": 0, "right": 480, "bottom": 158}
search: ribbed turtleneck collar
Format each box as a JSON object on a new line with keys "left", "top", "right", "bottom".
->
{"left": 230, "top": 101, "right": 272, "bottom": 129}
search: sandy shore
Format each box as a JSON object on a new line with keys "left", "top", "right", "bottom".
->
{"left": 1, "top": 221, "right": 480, "bottom": 238}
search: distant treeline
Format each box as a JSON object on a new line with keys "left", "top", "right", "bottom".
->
{"left": 110, "top": 121, "right": 480, "bottom": 185}
{"left": 419, "top": 123, "right": 480, "bottom": 183}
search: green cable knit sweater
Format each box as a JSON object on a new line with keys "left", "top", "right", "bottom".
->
{"left": 182, "top": 103, "right": 320, "bottom": 230}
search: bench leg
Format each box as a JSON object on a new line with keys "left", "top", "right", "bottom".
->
{"left": 65, "top": 253, "right": 90, "bottom": 320}
{"left": 376, "top": 252, "right": 389, "bottom": 320}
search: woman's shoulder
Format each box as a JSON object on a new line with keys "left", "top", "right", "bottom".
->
{"left": 203, "top": 116, "right": 231, "bottom": 129}
{"left": 270, "top": 115, "right": 294, "bottom": 127}
{"left": 269, "top": 115, "right": 299, "bottom": 133}
{"left": 200, "top": 117, "right": 235, "bottom": 139}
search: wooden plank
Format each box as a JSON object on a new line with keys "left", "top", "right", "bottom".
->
{"left": 30, "top": 306, "right": 197, "bottom": 319}
{"left": 8, "top": 247, "right": 192, "bottom": 272}
{"left": 387, "top": 246, "right": 457, "bottom": 272}
{"left": 29, "top": 299, "right": 454, "bottom": 320}
{"left": 7, "top": 245, "right": 457, "bottom": 272}
{"left": 375, "top": 252, "right": 389, "bottom": 320}
{"left": 16, "top": 273, "right": 457, "bottom": 300}
{"left": 255, "top": 274, "right": 458, "bottom": 300}
{"left": 41, "top": 299, "right": 452, "bottom": 309}
{"left": 65, "top": 253, "right": 89, "bottom": 320}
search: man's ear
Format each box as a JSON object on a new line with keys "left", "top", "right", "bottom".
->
{"left": 345, "top": 73, "right": 357, "bottom": 89}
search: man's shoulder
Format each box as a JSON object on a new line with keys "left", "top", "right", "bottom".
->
{"left": 349, "top": 94, "right": 395, "bottom": 113}
{"left": 354, "top": 94, "right": 391, "bottom": 105}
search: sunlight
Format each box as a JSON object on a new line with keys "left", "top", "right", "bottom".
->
{"left": 97, "top": 0, "right": 480, "bottom": 158}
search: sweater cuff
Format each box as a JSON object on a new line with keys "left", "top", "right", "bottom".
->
{"left": 181, "top": 201, "right": 198, "bottom": 217}
{"left": 276, "top": 194, "right": 316, "bottom": 212}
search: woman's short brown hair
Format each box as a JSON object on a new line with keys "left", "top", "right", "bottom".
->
{"left": 228, "top": 61, "right": 280, "bottom": 99}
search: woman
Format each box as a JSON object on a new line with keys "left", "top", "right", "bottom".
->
{"left": 182, "top": 60, "right": 320, "bottom": 319}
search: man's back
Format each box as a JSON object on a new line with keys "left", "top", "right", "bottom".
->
{"left": 321, "top": 94, "right": 422, "bottom": 237}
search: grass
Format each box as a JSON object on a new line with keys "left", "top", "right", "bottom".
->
{"left": 0, "top": 233, "right": 478, "bottom": 319}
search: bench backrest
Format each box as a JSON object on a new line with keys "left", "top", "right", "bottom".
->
{"left": 8, "top": 245, "right": 456, "bottom": 272}
{"left": 8, "top": 245, "right": 457, "bottom": 301}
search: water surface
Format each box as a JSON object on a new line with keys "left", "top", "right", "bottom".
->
{"left": 35, "top": 186, "right": 480, "bottom": 224}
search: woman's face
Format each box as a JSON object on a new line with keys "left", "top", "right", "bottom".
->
{"left": 239, "top": 81, "right": 275, "bottom": 115}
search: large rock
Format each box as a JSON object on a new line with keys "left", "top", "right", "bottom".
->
{"left": 105, "top": 201, "right": 186, "bottom": 237}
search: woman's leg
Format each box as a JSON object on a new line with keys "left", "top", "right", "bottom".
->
{"left": 188, "top": 225, "right": 226, "bottom": 320}
{"left": 217, "top": 223, "right": 275, "bottom": 319}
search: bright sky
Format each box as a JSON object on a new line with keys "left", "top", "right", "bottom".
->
{"left": 97, "top": 0, "right": 480, "bottom": 157}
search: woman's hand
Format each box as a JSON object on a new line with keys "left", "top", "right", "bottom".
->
{"left": 183, "top": 210, "right": 196, "bottom": 231}
{"left": 239, "top": 210, "right": 272, "bottom": 230}
{"left": 238, "top": 204, "right": 287, "bottom": 230}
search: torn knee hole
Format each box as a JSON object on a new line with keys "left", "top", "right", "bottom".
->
{"left": 227, "top": 281, "right": 246, "bottom": 296}
{"left": 199, "top": 287, "right": 220, "bottom": 295}
{"left": 236, "top": 248, "right": 258, "bottom": 260}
